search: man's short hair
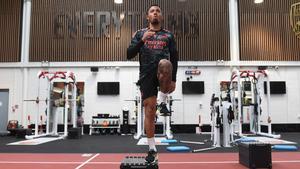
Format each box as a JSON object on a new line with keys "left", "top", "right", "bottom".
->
{"left": 146, "top": 4, "right": 161, "bottom": 15}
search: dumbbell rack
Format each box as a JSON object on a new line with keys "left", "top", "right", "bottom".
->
{"left": 89, "top": 114, "right": 121, "bottom": 135}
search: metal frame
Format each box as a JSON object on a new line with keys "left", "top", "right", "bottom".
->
{"left": 230, "top": 68, "right": 280, "bottom": 138}
{"left": 25, "top": 71, "right": 77, "bottom": 139}
{"left": 133, "top": 86, "right": 174, "bottom": 140}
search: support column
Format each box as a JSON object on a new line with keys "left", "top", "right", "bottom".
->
{"left": 21, "top": 0, "right": 32, "bottom": 128}
{"left": 229, "top": 0, "right": 240, "bottom": 65}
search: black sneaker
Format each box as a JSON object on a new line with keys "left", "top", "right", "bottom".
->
{"left": 157, "top": 102, "right": 171, "bottom": 116}
{"left": 145, "top": 150, "right": 158, "bottom": 163}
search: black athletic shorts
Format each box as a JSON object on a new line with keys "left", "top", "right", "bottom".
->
{"left": 138, "top": 69, "right": 159, "bottom": 100}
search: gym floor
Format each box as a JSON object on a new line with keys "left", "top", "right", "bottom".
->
{"left": 0, "top": 133, "right": 299, "bottom": 168}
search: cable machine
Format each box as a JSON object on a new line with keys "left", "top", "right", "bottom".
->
{"left": 230, "top": 68, "right": 280, "bottom": 138}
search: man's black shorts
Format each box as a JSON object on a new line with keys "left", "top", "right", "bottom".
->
{"left": 138, "top": 70, "right": 159, "bottom": 100}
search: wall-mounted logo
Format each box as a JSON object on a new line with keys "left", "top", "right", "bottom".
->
{"left": 290, "top": 2, "right": 300, "bottom": 39}
{"left": 185, "top": 69, "right": 201, "bottom": 75}
{"left": 53, "top": 11, "right": 200, "bottom": 39}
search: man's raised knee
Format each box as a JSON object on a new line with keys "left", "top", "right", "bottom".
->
{"left": 158, "top": 59, "right": 172, "bottom": 67}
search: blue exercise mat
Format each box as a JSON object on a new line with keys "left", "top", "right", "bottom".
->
{"left": 161, "top": 139, "right": 177, "bottom": 143}
{"left": 272, "top": 145, "right": 298, "bottom": 151}
{"left": 235, "top": 137, "right": 257, "bottom": 143}
{"left": 167, "top": 146, "right": 190, "bottom": 152}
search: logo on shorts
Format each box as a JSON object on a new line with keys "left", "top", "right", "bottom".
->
{"left": 290, "top": 2, "right": 300, "bottom": 39}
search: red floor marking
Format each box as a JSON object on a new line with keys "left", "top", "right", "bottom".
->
{"left": 0, "top": 152, "right": 299, "bottom": 169}
{"left": 0, "top": 164, "right": 78, "bottom": 169}
{"left": 0, "top": 153, "right": 87, "bottom": 162}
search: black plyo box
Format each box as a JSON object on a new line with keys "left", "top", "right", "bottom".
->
{"left": 120, "top": 156, "right": 158, "bottom": 169}
{"left": 68, "top": 127, "right": 82, "bottom": 139}
{"left": 239, "top": 142, "right": 272, "bottom": 169}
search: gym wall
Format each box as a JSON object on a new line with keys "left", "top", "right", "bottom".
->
{"left": 0, "top": 0, "right": 22, "bottom": 62}
{"left": 3, "top": 66, "right": 300, "bottom": 128}
{"left": 0, "top": 69, "right": 23, "bottom": 121}
{"left": 29, "top": 0, "right": 230, "bottom": 62}
{"left": 1, "top": 0, "right": 300, "bottom": 129}
{"left": 239, "top": 0, "right": 300, "bottom": 61}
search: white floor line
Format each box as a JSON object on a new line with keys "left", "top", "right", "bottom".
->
{"left": 0, "top": 160, "right": 300, "bottom": 165}
{"left": 274, "top": 160, "right": 300, "bottom": 163}
{"left": 74, "top": 153, "right": 99, "bottom": 169}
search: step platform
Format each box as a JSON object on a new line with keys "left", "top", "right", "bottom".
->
{"left": 120, "top": 156, "right": 158, "bottom": 169}
{"left": 238, "top": 142, "right": 272, "bottom": 169}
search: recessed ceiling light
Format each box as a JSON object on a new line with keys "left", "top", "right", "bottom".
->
{"left": 114, "top": 0, "right": 123, "bottom": 4}
{"left": 254, "top": 0, "right": 264, "bottom": 4}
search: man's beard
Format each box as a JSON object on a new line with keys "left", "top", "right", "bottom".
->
{"left": 151, "top": 18, "right": 159, "bottom": 25}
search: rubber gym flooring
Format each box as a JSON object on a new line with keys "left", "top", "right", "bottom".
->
{"left": 0, "top": 133, "right": 299, "bottom": 168}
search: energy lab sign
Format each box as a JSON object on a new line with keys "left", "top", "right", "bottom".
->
{"left": 290, "top": 2, "right": 300, "bottom": 39}
{"left": 53, "top": 11, "right": 200, "bottom": 39}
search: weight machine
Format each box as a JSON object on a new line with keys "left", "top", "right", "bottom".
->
{"left": 126, "top": 85, "right": 179, "bottom": 140}
{"left": 193, "top": 92, "right": 234, "bottom": 153}
{"left": 210, "top": 93, "right": 234, "bottom": 148}
{"left": 230, "top": 68, "right": 280, "bottom": 138}
{"left": 24, "top": 71, "right": 77, "bottom": 139}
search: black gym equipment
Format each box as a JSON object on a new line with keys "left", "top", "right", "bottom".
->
{"left": 122, "top": 109, "right": 130, "bottom": 134}
{"left": 68, "top": 127, "right": 82, "bottom": 139}
{"left": 16, "top": 128, "right": 32, "bottom": 139}
{"left": 120, "top": 156, "right": 158, "bottom": 169}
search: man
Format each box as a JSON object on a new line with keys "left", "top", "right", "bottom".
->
{"left": 127, "top": 4, "right": 178, "bottom": 163}
{"left": 76, "top": 88, "right": 84, "bottom": 127}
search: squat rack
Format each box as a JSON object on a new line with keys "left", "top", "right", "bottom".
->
{"left": 25, "top": 71, "right": 77, "bottom": 139}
